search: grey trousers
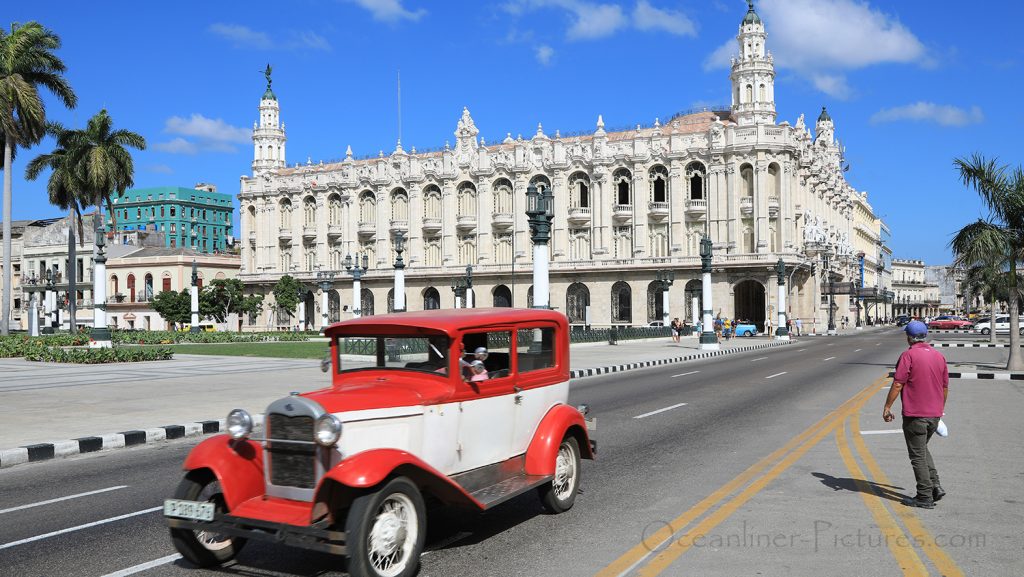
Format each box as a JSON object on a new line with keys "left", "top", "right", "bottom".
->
{"left": 902, "top": 416, "right": 941, "bottom": 500}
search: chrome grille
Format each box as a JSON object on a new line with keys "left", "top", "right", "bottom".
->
{"left": 267, "top": 414, "right": 316, "bottom": 489}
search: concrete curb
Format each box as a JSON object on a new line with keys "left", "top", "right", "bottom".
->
{"left": 933, "top": 343, "right": 1011, "bottom": 348}
{"left": 886, "top": 371, "right": 1024, "bottom": 380}
{"left": 568, "top": 339, "right": 793, "bottom": 379}
{"left": 2, "top": 340, "right": 797, "bottom": 469}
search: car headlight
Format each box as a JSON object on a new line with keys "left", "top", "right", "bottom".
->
{"left": 227, "top": 409, "right": 253, "bottom": 440}
{"left": 314, "top": 414, "right": 343, "bottom": 447}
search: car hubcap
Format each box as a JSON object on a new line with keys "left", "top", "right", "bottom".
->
{"left": 368, "top": 494, "right": 417, "bottom": 576}
{"left": 195, "top": 485, "right": 231, "bottom": 551}
{"left": 552, "top": 443, "right": 577, "bottom": 500}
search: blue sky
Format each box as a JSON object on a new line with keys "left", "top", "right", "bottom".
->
{"left": 5, "top": 0, "right": 1019, "bottom": 264}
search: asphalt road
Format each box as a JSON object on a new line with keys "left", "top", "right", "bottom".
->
{"left": 1, "top": 330, "right": 1016, "bottom": 577}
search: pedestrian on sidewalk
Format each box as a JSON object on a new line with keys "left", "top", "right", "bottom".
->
{"left": 765, "top": 316, "right": 773, "bottom": 337}
{"left": 882, "top": 320, "right": 948, "bottom": 509}
{"left": 670, "top": 317, "right": 682, "bottom": 343}
{"left": 714, "top": 316, "right": 723, "bottom": 343}
{"left": 794, "top": 317, "right": 803, "bottom": 336}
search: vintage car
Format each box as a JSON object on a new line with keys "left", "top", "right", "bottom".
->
{"left": 927, "top": 316, "right": 973, "bottom": 330}
{"left": 164, "top": 308, "right": 595, "bottom": 577}
{"left": 734, "top": 322, "right": 758, "bottom": 337}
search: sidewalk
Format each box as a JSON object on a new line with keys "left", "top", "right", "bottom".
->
{"left": 0, "top": 332, "right": 822, "bottom": 467}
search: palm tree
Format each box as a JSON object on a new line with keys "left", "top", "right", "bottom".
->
{"left": 950, "top": 154, "right": 1024, "bottom": 370}
{"left": 960, "top": 262, "right": 1010, "bottom": 344}
{"left": 1, "top": 21, "right": 77, "bottom": 335}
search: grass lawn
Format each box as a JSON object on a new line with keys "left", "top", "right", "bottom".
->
{"left": 145, "top": 341, "right": 329, "bottom": 359}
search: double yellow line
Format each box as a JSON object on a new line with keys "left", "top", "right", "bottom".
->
{"left": 596, "top": 375, "right": 885, "bottom": 577}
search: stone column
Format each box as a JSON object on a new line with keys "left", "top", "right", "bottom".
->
{"left": 28, "top": 293, "right": 39, "bottom": 337}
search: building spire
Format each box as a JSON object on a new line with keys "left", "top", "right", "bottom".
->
{"left": 262, "top": 63, "right": 276, "bottom": 101}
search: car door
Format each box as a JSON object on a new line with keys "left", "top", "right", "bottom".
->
{"left": 454, "top": 330, "right": 516, "bottom": 472}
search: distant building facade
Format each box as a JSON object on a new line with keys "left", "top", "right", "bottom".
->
{"left": 110, "top": 185, "right": 234, "bottom": 253}
{"left": 893, "top": 259, "right": 941, "bottom": 318}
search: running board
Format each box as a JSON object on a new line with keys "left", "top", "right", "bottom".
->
{"left": 469, "top": 474, "right": 552, "bottom": 509}
{"left": 450, "top": 455, "right": 552, "bottom": 509}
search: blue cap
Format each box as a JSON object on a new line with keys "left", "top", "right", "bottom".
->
{"left": 904, "top": 320, "right": 928, "bottom": 337}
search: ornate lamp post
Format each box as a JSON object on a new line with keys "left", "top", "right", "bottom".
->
{"left": 526, "top": 183, "right": 554, "bottom": 309}
{"left": 699, "top": 235, "right": 719, "bottom": 350}
{"left": 295, "top": 283, "right": 307, "bottom": 331}
{"left": 655, "top": 269, "right": 674, "bottom": 326}
{"left": 464, "top": 264, "right": 474, "bottom": 309}
{"left": 393, "top": 231, "right": 406, "bottom": 312}
{"left": 450, "top": 276, "right": 467, "bottom": 309}
{"left": 855, "top": 251, "right": 865, "bottom": 329}
{"left": 316, "top": 270, "right": 335, "bottom": 330}
{"left": 190, "top": 259, "right": 200, "bottom": 332}
{"left": 823, "top": 246, "right": 837, "bottom": 335}
{"left": 344, "top": 253, "right": 369, "bottom": 318}
{"left": 775, "top": 258, "right": 789, "bottom": 340}
{"left": 90, "top": 219, "right": 112, "bottom": 347}
{"left": 42, "top": 267, "right": 54, "bottom": 334}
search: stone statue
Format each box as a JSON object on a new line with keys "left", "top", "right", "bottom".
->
{"left": 264, "top": 64, "right": 272, "bottom": 89}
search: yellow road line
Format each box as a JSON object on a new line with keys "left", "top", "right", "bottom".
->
{"left": 593, "top": 376, "right": 886, "bottom": 577}
{"left": 851, "top": 412, "right": 965, "bottom": 577}
{"left": 632, "top": 381, "right": 880, "bottom": 577}
{"left": 836, "top": 417, "right": 928, "bottom": 575}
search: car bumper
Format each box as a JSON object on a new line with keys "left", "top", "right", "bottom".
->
{"left": 166, "top": 514, "right": 347, "bottom": 555}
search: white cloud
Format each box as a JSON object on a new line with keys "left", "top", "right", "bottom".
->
{"left": 504, "top": 1, "right": 627, "bottom": 40}
{"left": 165, "top": 114, "right": 250, "bottom": 144}
{"left": 536, "top": 44, "right": 555, "bottom": 65}
{"left": 704, "top": 0, "right": 929, "bottom": 97}
{"left": 347, "top": 0, "right": 426, "bottom": 22}
{"left": 147, "top": 164, "right": 174, "bottom": 174}
{"left": 153, "top": 138, "right": 198, "bottom": 155}
{"left": 870, "top": 102, "right": 984, "bottom": 127}
{"left": 633, "top": 0, "right": 696, "bottom": 37}
{"left": 208, "top": 23, "right": 332, "bottom": 51}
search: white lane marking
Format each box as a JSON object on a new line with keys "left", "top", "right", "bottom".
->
{"left": 860, "top": 429, "right": 903, "bottom": 435}
{"left": 876, "top": 343, "right": 881, "bottom": 346}
{"left": 765, "top": 372, "right": 787, "bottom": 379}
{"left": 671, "top": 370, "right": 700, "bottom": 378}
{"left": 0, "top": 506, "right": 162, "bottom": 550}
{"left": 100, "top": 554, "right": 182, "bottom": 577}
{"left": 823, "top": 357, "right": 836, "bottom": 361}
{"left": 855, "top": 348, "right": 862, "bottom": 352}
{"left": 751, "top": 357, "right": 769, "bottom": 362}
{"left": 634, "top": 403, "right": 688, "bottom": 419}
{"left": 0, "top": 485, "right": 128, "bottom": 515}
{"left": 798, "top": 349, "right": 807, "bottom": 352}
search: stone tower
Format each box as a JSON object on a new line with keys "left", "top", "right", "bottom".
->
{"left": 815, "top": 106, "right": 835, "bottom": 146}
{"left": 730, "top": 1, "right": 776, "bottom": 126}
{"left": 252, "top": 64, "right": 286, "bottom": 175}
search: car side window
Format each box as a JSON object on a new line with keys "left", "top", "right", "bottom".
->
{"left": 460, "top": 331, "right": 512, "bottom": 382}
{"left": 516, "top": 327, "right": 556, "bottom": 373}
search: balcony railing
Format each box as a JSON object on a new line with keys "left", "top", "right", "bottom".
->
{"left": 567, "top": 206, "right": 592, "bottom": 225}
{"left": 647, "top": 202, "right": 669, "bottom": 221}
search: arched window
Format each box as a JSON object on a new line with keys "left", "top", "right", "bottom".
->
{"left": 391, "top": 188, "right": 409, "bottom": 221}
{"left": 423, "top": 185, "right": 442, "bottom": 219}
{"left": 493, "top": 179, "right": 513, "bottom": 214}
{"left": 529, "top": 174, "right": 551, "bottom": 192}
{"left": 423, "top": 287, "right": 441, "bottom": 310}
{"left": 759, "top": 84, "right": 766, "bottom": 102}
{"left": 493, "top": 285, "right": 512, "bottom": 307}
{"left": 768, "top": 163, "right": 780, "bottom": 199}
{"left": 144, "top": 273, "right": 154, "bottom": 301}
{"left": 247, "top": 205, "right": 256, "bottom": 232}
{"left": 745, "top": 84, "right": 753, "bottom": 103}
{"left": 359, "top": 191, "right": 376, "bottom": 223}
{"left": 743, "top": 226, "right": 755, "bottom": 253}
{"left": 566, "top": 282, "right": 590, "bottom": 324}
{"left": 647, "top": 281, "right": 665, "bottom": 323}
{"left": 614, "top": 168, "right": 632, "bottom": 205}
{"left": 328, "top": 290, "right": 341, "bottom": 323}
{"left": 649, "top": 166, "right": 668, "bottom": 203}
{"left": 279, "top": 199, "right": 292, "bottom": 228}
{"left": 611, "top": 281, "right": 632, "bottom": 324}
{"left": 127, "top": 274, "right": 136, "bottom": 303}
{"left": 303, "top": 196, "right": 316, "bottom": 226}
{"left": 527, "top": 285, "right": 534, "bottom": 309}
{"left": 740, "top": 164, "right": 754, "bottom": 198}
{"left": 110, "top": 275, "right": 119, "bottom": 298}
{"left": 686, "top": 162, "right": 706, "bottom": 200}
{"left": 360, "top": 288, "right": 375, "bottom": 316}
{"left": 457, "top": 182, "right": 477, "bottom": 216}
{"left": 387, "top": 288, "right": 395, "bottom": 313}
{"left": 328, "top": 194, "right": 342, "bottom": 226}
{"left": 569, "top": 172, "right": 590, "bottom": 208}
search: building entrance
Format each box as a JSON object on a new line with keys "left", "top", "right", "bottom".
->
{"left": 734, "top": 280, "right": 766, "bottom": 332}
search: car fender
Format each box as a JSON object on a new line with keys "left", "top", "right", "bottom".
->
{"left": 318, "top": 448, "right": 483, "bottom": 510}
{"left": 182, "top": 434, "right": 265, "bottom": 510}
{"left": 525, "top": 404, "right": 595, "bottom": 477}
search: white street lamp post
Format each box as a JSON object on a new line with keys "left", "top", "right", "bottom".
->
{"left": 190, "top": 260, "right": 200, "bottom": 332}
{"left": 699, "top": 235, "right": 719, "bottom": 350}
{"left": 775, "top": 258, "right": 789, "bottom": 340}
{"left": 90, "top": 220, "right": 112, "bottom": 347}
{"left": 393, "top": 231, "right": 406, "bottom": 312}
{"left": 344, "top": 254, "right": 369, "bottom": 318}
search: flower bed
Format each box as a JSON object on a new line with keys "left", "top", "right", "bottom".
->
{"left": 111, "top": 330, "right": 314, "bottom": 345}
{"left": 22, "top": 346, "right": 174, "bottom": 364}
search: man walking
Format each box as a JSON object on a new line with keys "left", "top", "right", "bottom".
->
{"left": 882, "top": 320, "right": 948, "bottom": 509}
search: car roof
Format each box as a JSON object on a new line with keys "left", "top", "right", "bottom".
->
{"left": 324, "top": 307, "right": 568, "bottom": 337}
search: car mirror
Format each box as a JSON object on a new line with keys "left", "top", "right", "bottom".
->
{"left": 320, "top": 354, "right": 331, "bottom": 373}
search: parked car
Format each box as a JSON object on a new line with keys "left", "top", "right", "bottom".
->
{"left": 734, "top": 322, "right": 758, "bottom": 337}
{"left": 164, "top": 308, "right": 595, "bottom": 577}
{"left": 927, "top": 316, "right": 974, "bottom": 330}
{"left": 973, "top": 316, "right": 1024, "bottom": 335}
{"left": 895, "top": 315, "right": 911, "bottom": 327}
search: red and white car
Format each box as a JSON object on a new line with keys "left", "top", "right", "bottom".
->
{"left": 927, "top": 316, "right": 974, "bottom": 330}
{"left": 164, "top": 308, "right": 595, "bottom": 577}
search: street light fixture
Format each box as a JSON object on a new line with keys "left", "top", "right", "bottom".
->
{"left": 190, "top": 259, "right": 200, "bottom": 333}
{"left": 393, "top": 231, "right": 406, "bottom": 312}
{"left": 822, "top": 245, "right": 837, "bottom": 335}
{"left": 698, "top": 235, "right": 718, "bottom": 350}
{"left": 526, "top": 183, "right": 554, "bottom": 309}
{"left": 343, "top": 253, "right": 369, "bottom": 318}
{"left": 90, "top": 218, "right": 112, "bottom": 347}
{"left": 450, "top": 276, "right": 467, "bottom": 308}
{"left": 775, "top": 258, "right": 789, "bottom": 339}
{"left": 295, "top": 282, "right": 307, "bottom": 331}
{"left": 317, "top": 269, "right": 336, "bottom": 330}
{"left": 655, "top": 269, "right": 674, "bottom": 326}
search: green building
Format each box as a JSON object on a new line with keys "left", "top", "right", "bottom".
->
{"left": 110, "top": 184, "right": 234, "bottom": 253}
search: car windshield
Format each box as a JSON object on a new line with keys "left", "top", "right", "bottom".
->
{"left": 336, "top": 335, "right": 450, "bottom": 375}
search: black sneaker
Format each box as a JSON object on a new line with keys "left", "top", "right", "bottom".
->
{"left": 903, "top": 497, "right": 936, "bottom": 509}
{"left": 933, "top": 487, "right": 946, "bottom": 502}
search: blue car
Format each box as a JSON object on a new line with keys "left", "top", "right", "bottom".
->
{"left": 734, "top": 323, "right": 758, "bottom": 337}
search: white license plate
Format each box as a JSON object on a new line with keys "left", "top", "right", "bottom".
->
{"left": 164, "top": 499, "right": 215, "bottom": 522}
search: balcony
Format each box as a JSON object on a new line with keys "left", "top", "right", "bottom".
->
{"left": 685, "top": 199, "right": 707, "bottom": 219}
{"left": 647, "top": 202, "right": 669, "bottom": 221}
{"left": 357, "top": 221, "right": 376, "bottom": 239}
{"left": 612, "top": 204, "right": 632, "bottom": 223}
{"left": 422, "top": 217, "right": 442, "bottom": 235}
{"left": 302, "top": 225, "right": 317, "bottom": 240}
{"left": 456, "top": 215, "right": 478, "bottom": 232}
{"left": 567, "top": 206, "right": 592, "bottom": 226}
{"left": 278, "top": 227, "right": 292, "bottom": 242}
{"left": 492, "top": 212, "right": 514, "bottom": 231}
{"left": 740, "top": 197, "right": 753, "bottom": 216}
{"left": 389, "top": 219, "right": 409, "bottom": 234}
{"left": 327, "top": 224, "right": 343, "bottom": 238}
{"left": 768, "top": 196, "right": 780, "bottom": 217}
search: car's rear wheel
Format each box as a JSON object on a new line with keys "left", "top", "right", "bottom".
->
{"left": 169, "top": 471, "right": 246, "bottom": 567}
{"left": 981, "top": 328, "right": 991, "bottom": 335}
{"left": 539, "top": 436, "right": 581, "bottom": 514}
{"left": 345, "top": 477, "right": 426, "bottom": 577}
{"left": 744, "top": 330, "right": 753, "bottom": 337}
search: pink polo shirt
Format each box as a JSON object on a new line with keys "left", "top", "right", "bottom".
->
{"left": 893, "top": 342, "right": 948, "bottom": 418}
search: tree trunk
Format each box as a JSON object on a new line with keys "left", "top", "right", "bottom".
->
{"left": 2, "top": 135, "right": 13, "bottom": 335}
{"left": 1008, "top": 259, "right": 1023, "bottom": 371}
{"left": 67, "top": 209, "right": 78, "bottom": 332}
{"left": 990, "top": 292, "right": 997, "bottom": 344}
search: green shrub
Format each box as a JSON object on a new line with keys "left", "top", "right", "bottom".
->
{"left": 23, "top": 346, "right": 174, "bottom": 364}
{"left": 110, "top": 330, "right": 313, "bottom": 345}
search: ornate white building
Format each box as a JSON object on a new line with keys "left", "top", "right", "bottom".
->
{"left": 239, "top": 2, "right": 884, "bottom": 332}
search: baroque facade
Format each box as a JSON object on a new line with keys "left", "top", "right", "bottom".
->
{"left": 239, "top": 2, "right": 885, "bottom": 332}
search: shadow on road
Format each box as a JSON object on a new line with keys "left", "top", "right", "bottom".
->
{"left": 812, "top": 472, "right": 906, "bottom": 503}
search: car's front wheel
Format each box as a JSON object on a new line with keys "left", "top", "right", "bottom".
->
{"left": 981, "top": 328, "right": 991, "bottom": 335}
{"left": 169, "top": 471, "right": 246, "bottom": 567}
{"left": 539, "top": 436, "right": 581, "bottom": 513}
{"left": 345, "top": 477, "right": 426, "bottom": 577}
{"left": 744, "top": 330, "right": 754, "bottom": 337}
